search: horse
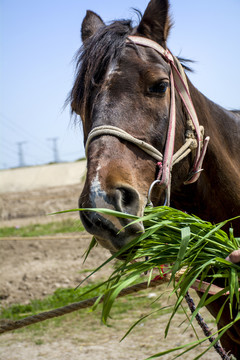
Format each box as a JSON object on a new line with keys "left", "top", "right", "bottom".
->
{"left": 69, "top": 0, "right": 240, "bottom": 357}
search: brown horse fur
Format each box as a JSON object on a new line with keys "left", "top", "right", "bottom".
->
{"left": 69, "top": 0, "right": 240, "bottom": 357}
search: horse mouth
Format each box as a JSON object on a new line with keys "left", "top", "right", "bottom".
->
{"left": 80, "top": 210, "right": 144, "bottom": 253}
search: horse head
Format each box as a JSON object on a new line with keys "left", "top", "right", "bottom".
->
{"left": 70, "top": 0, "right": 206, "bottom": 253}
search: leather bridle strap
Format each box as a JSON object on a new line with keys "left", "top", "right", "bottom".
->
{"left": 127, "top": 36, "right": 210, "bottom": 186}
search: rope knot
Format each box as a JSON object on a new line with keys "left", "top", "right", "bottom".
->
{"left": 185, "top": 125, "right": 205, "bottom": 151}
{"left": 185, "top": 129, "right": 198, "bottom": 150}
{"left": 185, "top": 129, "right": 196, "bottom": 140}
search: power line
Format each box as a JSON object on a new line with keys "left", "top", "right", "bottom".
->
{"left": 1, "top": 140, "right": 19, "bottom": 155}
{"left": 0, "top": 112, "right": 53, "bottom": 155}
{"left": 1, "top": 147, "right": 17, "bottom": 160}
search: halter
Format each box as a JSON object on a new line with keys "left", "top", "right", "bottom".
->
{"left": 85, "top": 35, "right": 210, "bottom": 206}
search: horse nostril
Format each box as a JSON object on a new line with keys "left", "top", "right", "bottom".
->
{"left": 116, "top": 186, "right": 140, "bottom": 214}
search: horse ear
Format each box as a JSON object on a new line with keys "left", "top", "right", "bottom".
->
{"left": 137, "top": 0, "right": 171, "bottom": 47}
{"left": 81, "top": 10, "right": 105, "bottom": 43}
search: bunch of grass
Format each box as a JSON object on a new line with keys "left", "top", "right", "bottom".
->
{"left": 57, "top": 206, "right": 240, "bottom": 358}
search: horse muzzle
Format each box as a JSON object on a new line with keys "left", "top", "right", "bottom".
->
{"left": 79, "top": 184, "right": 145, "bottom": 252}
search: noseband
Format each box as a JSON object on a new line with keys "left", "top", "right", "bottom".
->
{"left": 85, "top": 36, "right": 210, "bottom": 206}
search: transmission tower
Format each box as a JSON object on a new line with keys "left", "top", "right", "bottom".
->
{"left": 16, "top": 141, "right": 27, "bottom": 167}
{"left": 47, "top": 137, "right": 60, "bottom": 163}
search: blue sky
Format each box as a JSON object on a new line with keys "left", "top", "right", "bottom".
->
{"left": 1, "top": 0, "right": 239, "bottom": 169}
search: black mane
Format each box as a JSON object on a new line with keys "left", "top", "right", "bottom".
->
{"left": 69, "top": 20, "right": 133, "bottom": 115}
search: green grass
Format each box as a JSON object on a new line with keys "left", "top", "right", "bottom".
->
{"left": 0, "top": 218, "right": 84, "bottom": 237}
{"left": 80, "top": 206, "right": 240, "bottom": 321}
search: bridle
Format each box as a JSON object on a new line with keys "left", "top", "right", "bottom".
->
{"left": 85, "top": 35, "right": 210, "bottom": 206}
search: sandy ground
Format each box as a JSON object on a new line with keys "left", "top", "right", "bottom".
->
{"left": 0, "top": 172, "right": 220, "bottom": 359}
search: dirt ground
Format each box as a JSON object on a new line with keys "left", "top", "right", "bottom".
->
{"left": 0, "top": 184, "right": 219, "bottom": 359}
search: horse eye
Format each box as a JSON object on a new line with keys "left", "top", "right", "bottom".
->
{"left": 148, "top": 82, "right": 169, "bottom": 94}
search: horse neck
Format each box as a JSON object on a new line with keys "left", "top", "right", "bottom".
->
{"left": 174, "top": 81, "right": 240, "bottom": 227}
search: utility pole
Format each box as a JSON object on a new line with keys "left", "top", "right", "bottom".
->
{"left": 16, "top": 141, "right": 27, "bottom": 167}
{"left": 47, "top": 137, "right": 60, "bottom": 163}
